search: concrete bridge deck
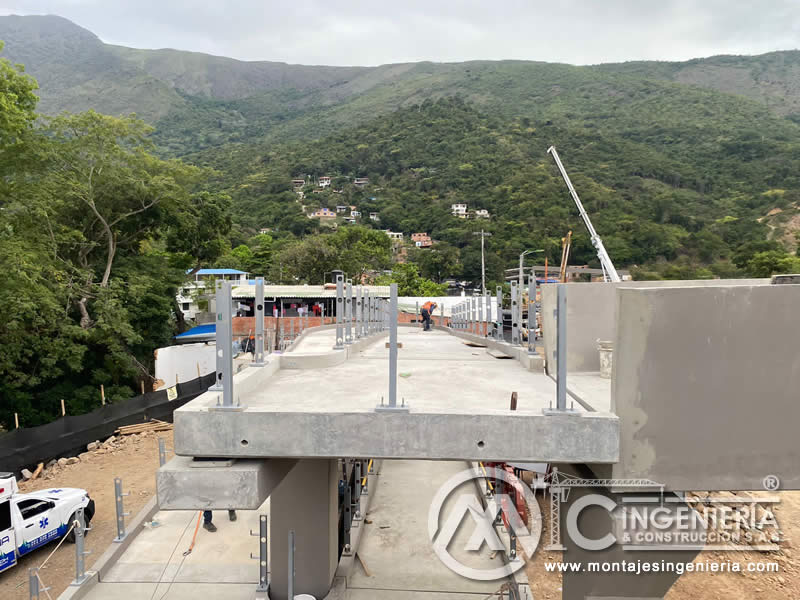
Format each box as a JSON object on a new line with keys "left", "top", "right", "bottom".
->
{"left": 173, "top": 327, "right": 618, "bottom": 465}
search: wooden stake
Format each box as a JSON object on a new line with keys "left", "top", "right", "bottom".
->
{"left": 196, "top": 362, "right": 201, "bottom": 378}
{"left": 60, "top": 398, "right": 66, "bottom": 417}
{"left": 100, "top": 384, "right": 105, "bottom": 406}
{"left": 14, "top": 413, "right": 19, "bottom": 429}
{"left": 31, "top": 463, "right": 43, "bottom": 480}
{"left": 141, "top": 380, "right": 145, "bottom": 395}
{"left": 175, "top": 373, "right": 179, "bottom": 385}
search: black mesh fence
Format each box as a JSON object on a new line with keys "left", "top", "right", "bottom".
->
{"left": 0, "top": 373, "right": 215, "bottom": 476}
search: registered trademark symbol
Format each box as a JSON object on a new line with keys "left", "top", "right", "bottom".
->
{"left": 762, "top": 474, "right": 780, "bottom": 491}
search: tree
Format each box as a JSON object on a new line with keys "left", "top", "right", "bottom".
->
{"left": 0, "top": 41, "right": 38, "bottom": 151}
{"left": 40, "top": 111, "right": 204, "bottom": 329}
{"left": 746, "top": 251, "right": 800, "bottom": 277}
{"left": 248, "top": 233, "right": 274, "bottom": 275}
{"left": 410, "top": 242, "right": 462, "bottom": 283}
{"left": 374, "top": 263, "right": 447, "bottom": 296}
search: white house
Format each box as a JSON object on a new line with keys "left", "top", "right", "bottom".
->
{"left": 451, "top": 203, "right": 468, "bottom": 218}
{"left": 319, "top": 176, "right": 332, "bottom": 188}
{"left": 177, "top": 268, "right": 250, "bottom": 321}
{"left": 474, "top": 209, "right": 490, "bottom": 219}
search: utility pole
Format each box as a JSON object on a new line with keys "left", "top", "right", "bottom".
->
{"left": 473, "top": 230, "right": 492, "bottom": 294}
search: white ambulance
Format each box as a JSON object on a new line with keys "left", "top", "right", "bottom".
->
{"left": 0, "top": 472, "right": 95, "bottom": 573}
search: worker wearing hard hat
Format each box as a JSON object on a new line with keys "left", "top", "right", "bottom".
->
{"left": 420, "top": 301, "right": 437, "bottom": 331}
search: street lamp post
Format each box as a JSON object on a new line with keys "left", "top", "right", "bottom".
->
{"left": 473, "top": 230, "right": 493, "bottom": 295}
{"left": 518, "top": 249, "right": 545, "bottom": 289}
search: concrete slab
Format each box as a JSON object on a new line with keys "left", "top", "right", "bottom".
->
{"left": 79, "top": 582, "right": 256, "bottom": 600}
{"left": 564, "top": 372, "right": 611, "bottom": 412}
{"left": 101, "top": 505, "right": 266, "bottom": 585}
{"left": 174, "top": 329, "right": 619, "bottom": 463}
{"left": 343, "top": 460, "right": 511, "bottom": 599}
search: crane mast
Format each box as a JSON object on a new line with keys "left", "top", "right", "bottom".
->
{"left": 547, "top": 146, "right": 621, "bottom": 282}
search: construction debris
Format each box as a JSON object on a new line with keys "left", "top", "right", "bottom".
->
{"left": 116, "top": 419, "right": 173, "bottom": 436}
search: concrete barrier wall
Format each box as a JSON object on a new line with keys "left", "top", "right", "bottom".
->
{"left": 540, "top": 279, "right": 769, "bottom": 375}
{"left": 611, "top": 284, "right": 800, "bottom": 490}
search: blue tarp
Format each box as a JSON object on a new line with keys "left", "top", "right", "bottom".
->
{"left": 187, "top": 268, "right": 247, "bottom": 276}
{"left": 175, "top": 323, "right": 215, "bottom": 340}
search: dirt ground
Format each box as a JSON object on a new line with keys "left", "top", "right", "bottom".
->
{"left": 525, "top": 490, "right": 799, "bottom": 600}
{"left": 0, "top": 431, "right": 170, "bottom": 599}
{"left": 3, "top": 435, "right": 797, "bottom": 599}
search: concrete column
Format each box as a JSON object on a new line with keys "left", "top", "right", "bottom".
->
{"left": 270, "top": 459, "right": 339, "bottom": 600}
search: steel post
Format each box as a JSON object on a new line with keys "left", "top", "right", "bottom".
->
{"left": 250, "top": 515, "right": 269, "bottom": 593}
{"left": 416, "top": 301, "right": 420, "bottom": 328}
{"left": 511, "top": 280, "right": 520, "bottom": 345}
{"left": 214, "top": 280, "right": 234, "bottom": 405}
{"left": 496, "top": 286, "right": 503, "bottom": 340}
{"left": 113, "top": 477, "right": 130, "bottom": 542}
{"left": 208, "top": 280, "right": 226, "bottom": 391}
{"left": 485, "top": 292, "right": 492, "bottom": 338}
{"left": 252, "top": 277, "right": 266, "bottom": 366}
{"left": 355, "top": 287, "right": 362, "bottom": 339}
{"left": 334, "top": 274, "right": 344, "bottom": 349}
{"left": 353, "top": 461, "right": 362, "bottom": 520}
{"left": 287, "top": 530, "right": 295, "bottom": 600}
{"left": 478, "top": 295, "right": 484, "bottom": 336}
{"left": 556, "top": 284, "right": 567, "bottom": 410}
{"left": 29, "top": 568, "right": 43, "bottom": 600}
{"left": 158, "top": 437, "right": 166, "bottom": 467}
{"left": 343, "top": 482, "right": 352, "bottom": 553}
{"left": 71, "top": 507, "right": 90, "bottom": 586}
{"left": 290, "top": 318, "right": 294, "bottom": 341}
{"left": 389, "top": 285, "right": 397, "bottom": 405}
{"left": 527, "top": 274, "right": 538, "bottom": 355}
{"left": 345, "top": 280, "right": 353, "bottom": 344}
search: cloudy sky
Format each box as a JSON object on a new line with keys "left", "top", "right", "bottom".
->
{"left": 1, "top": 0, "right": 799, "bottom": 66}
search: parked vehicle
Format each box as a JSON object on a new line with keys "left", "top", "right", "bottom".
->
{"left": 0, "top": 472, "right": 94, "bottom": 574}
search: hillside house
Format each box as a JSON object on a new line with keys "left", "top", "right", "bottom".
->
{"left": 336, "top": 205, "right": 349, "bottom": 213}
{"left": 319, "top": 176, "right": 332, "bottom": 188}
{"left": 384, "top": 230, "right": 404, "bottom": 241}
{"left": 292, "top": 179, "right": 305, "bottom": 188}
{"left": 411, "top": 232, "right": 432, "bottom": 248}
{"left": 350, "top": 210, "right": 362, "bottom": 218}
{"left": 369, "top": 212, "right": 380, "bottom": 221}
{"left": 474, "top": 209, "right": 490, "bottom": 219}
{"left": 353, "top": 177, "right": 369, "bottom": 186}
{"left": 309, "top": 208, "right": 336, "bottom": 220}
{"left": 451, "top": 203, "right": 468, "bottom": 218}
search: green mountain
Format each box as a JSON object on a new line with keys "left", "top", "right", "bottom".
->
{"left": 4, "top": 15, "right": 800, "bottom": 155}
{"left": 2, "top": 14, "right": 800, "bottom": 278}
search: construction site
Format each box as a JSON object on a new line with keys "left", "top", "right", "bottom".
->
{"left": 1, "top": 149, "right": 798, "bottom": 600}
{"left": 0, "top": 266, "right": 796, "bottom": 600}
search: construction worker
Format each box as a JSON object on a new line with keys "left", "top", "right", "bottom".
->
{"left": 420, "top": 301, "right": 437, "bottom": 331}
{"left": 203, "top": 509, "right": 237, "bottom": 532}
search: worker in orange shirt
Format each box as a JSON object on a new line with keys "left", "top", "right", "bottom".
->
{"left": 421, "top": 301, "right": 437, "bottom": 331}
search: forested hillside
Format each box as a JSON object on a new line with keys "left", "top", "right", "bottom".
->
{"left": 194, "top": 96, "right": 800, "bottom": 284}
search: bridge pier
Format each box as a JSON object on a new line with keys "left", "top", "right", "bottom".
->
{"left": 270, "top": 458, "right": 339, "bottom": 600}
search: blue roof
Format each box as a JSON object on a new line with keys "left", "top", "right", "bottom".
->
{"left": 175, "top": 324, "right": 216, "bottom": 339}
{"left": 189, "top": 268, "right": 248, "bottom": 275}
